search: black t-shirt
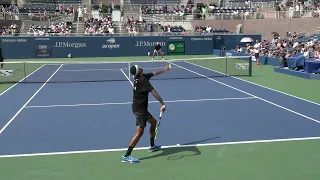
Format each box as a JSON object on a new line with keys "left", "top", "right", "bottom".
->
{"left": 155, "top": 44, "right": 161, "bottom": 50}
{"left": 132, "top": 73, "right": 154, "bottom": 112}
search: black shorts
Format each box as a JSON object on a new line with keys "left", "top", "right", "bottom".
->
{"left": 134, "top": 111, "right": 152, "bottom": 128}
{"left": 255, "top": 53, "right": 259, "bottom": 59}
{"left": 0, "top": 58, "right": 3, "bottom": 62}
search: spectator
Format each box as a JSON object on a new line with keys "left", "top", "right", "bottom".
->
{"left": 27, "top": 22, "right": 73, "bottom": 36}
{"left": 1, "top": 24, "right": 19, "bottom": 36}
{"left": 77, "top": 6, "right": 83, "bottom": 21}
{"left": 84, "top": 16, "right": 115, "bottom": 36}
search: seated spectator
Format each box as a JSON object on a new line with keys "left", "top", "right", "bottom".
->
{"left": 234, "top": 45, "right": 243, "bottom": 52}
{"left": 0, "top": 24, "right": 19, "bottom": 36}
{"left": 125, "top": 16, "right": 146, "bottom": 36}
{"left": 84, "top": 16, "right": 115, "bottom": 36}
{"left": 58, "top": 5, "right": 74, "bottom": 15}
{"left": 27, "top": 22, "right": 73, "bottom": 36}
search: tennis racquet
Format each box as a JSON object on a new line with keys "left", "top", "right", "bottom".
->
{"left": 154, "top": 111, "right": 163, "bottom": 140}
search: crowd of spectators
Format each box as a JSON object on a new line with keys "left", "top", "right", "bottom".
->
{"left": 159, "top": 25, "right": 187, "bottom": 35}
{"left": 124, "top": 16, "right": 147, "bottom": 36}
{"left": 140, "top": 4, "right": 192, "bottom": 15}
{"left": 84, "top": 16, "right": 115, "bottom": 36}
{"left": 235, "top": 32, "right": 320, "bottom": 65}
{"left": 193, "top": 25, "right": 230, "bottom": 35}
{"left": 1, "top": 24, "right": 19, "bottom": 36}
{"left": 27, "top": 22, "right": 74, "bottom": 36}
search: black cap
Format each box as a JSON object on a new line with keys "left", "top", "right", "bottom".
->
{"left": 130, "top": 65, "right": 137, "bottom": 76}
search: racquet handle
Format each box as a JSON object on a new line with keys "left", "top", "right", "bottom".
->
{"left": 159, "top": 111, "right": 163, "bottom": 118}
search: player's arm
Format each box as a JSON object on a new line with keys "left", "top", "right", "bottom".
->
{"left": 151, "top": 89, "right": 166, "bottom": 112}
{"left": 151, "top": 89, "right": 164, "bottom": 105}
{"left": 152, "top": 64, "right": 171, "bottom": 76}
{"left": 143, "top": 79, "right": 166, "bottom": 111}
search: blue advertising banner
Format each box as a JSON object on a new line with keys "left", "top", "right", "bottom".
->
{"left": 0, "top": 34, "right": 261, "bottom": 59}
{"left": 34, "top": 44, "right": 52, "bottom": 58}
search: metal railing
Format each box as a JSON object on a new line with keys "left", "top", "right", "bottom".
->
{"left": 15, "top": 13, "right": 74, "bottom": 24}
{"left": 11, "top": 10, "right": 320, "bottom": 24}
{"left": 224, "top": 1, "right": 278, "bottom": 8}
{"left": 0, "top": 31, "right": 222, "bottom": 36}
{"left": 20, "top": 3, "right": 83, "bottom": 7}
{"left": 140, "top": 10, "right": 320, "bottom": 23}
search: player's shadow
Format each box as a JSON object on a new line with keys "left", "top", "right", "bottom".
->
{"left": 139, "top": 136, "right": 220, "bottom": 161}
{"left": 139, "top": 146, "right": 202, "bottom": 161}
{"left": 181, "top": 136, "right": 220, "bottom": 145}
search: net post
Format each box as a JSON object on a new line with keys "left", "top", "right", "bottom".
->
{"left": 23, "top": 62, "right": 27, "bottom": 83}
{"left": 225, "top": 56, "right": 228, "bottom": 75}
{"left": 249, "top": 56, "right": 252, "bottom": 76}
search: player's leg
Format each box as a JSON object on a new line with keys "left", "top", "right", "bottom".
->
{"left": 159, "top": 49, "right": 164, "bottom": 60}
{"left": 122, "top": 112, "right": 147, "bottom": 163}
{"left": 255, "top": 53, "right": 260, "bottom": 66}
{"left": 152, "top": 49, "right": 157, "bottom": 60}
{"left": 146, "top": 111, "right": 161, "bottom": 152}
{"left": 0, "top": 58, "right": 3, "bottom": 70}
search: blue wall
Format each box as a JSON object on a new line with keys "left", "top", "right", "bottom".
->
{"left": 212, "top": 34, "right": 262, "bottom": 50}
{"left": 1, "top": 34, "right": 261, "bottom": 59}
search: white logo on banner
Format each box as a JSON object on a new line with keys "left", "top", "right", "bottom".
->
{"left": 235, "top": 63, "right": 249, "bottom": 70}
{"left": 102, "top": 38, "right": 120, "bottom": 49}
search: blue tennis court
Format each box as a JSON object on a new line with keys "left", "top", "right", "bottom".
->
{"left": 0, "top": 58, "right": 320, "bottom": 158}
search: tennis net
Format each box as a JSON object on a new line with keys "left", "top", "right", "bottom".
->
{"left": 0, "top": 56, "right": 252, "bottom": 83}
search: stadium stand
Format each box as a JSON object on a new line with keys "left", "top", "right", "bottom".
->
{"left": 26, "top": 21, "right": 74, "bottom": 36}
{"left": 0, "top": 23, "right": 20, "bottom": 36}
{"left": 233, "top": 32, "right": 320, "bottom": 68}
{"left": 19, "top": 0, "right": 82, "bottom": 14}
{"left": 84, "top": 16, "right": 116, "bottom": 36}
{"left": 0, "top": 2, "right": 22, "bottom": 36}
{"left": 131, "top": 0, "right": 181, "bottom": 5}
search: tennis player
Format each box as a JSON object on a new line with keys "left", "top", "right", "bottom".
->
{"left": 151, "top": 42, "right": 164, "bottom": 60}
{"left": 122, "top": 64, "right": 171, "bottom": 163}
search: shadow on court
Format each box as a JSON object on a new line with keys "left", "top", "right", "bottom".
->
{"left": 139, "top": 146, "right": 202, "bottom": 161}
{"left": 139, "top": 137, "right": 219, "bottom": 161}
{"left": 181, "top": 136, "right": 220, "bottom": 145}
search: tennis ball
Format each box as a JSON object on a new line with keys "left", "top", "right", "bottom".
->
{"left": 168, "top": 64, "right": 172, "bottom": 70}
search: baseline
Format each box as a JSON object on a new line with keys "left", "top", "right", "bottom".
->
{"left": 0, "top": 136, "right": 319, "bottom": 158}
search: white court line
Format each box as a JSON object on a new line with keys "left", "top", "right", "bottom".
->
{"left": 185, "top": 61, "right": 320, "bottom": 106}
{"left": 0, "top": 65, "right": 64, "bottom": 135}
{"left": 0, "top": 136, "right": 319, "bottom": 158}
{"left": 170, "top": 62, "right": 320, "bottom": 124}
{"left": 24, "top": 97, "right": 256, "bottom": 109}
{"left": 60, "top": 67, "right": 179, "bottom": 72}
{"left": 0, "top": 65, "right": 45, "bottom": 97}
{"left": 120, "top": 68, "right": 133, "bottom": 85}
